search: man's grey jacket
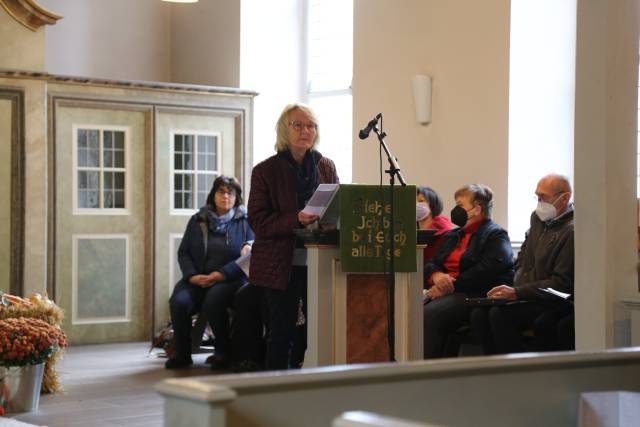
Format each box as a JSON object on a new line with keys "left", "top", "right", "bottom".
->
{"left": 514, "top": 206, "right": 574, "bottom": 300}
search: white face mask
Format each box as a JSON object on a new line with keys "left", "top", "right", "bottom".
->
{"left": 535, "top": 201, "right": 557, "bottom": 222}
{"left": 416, "top": 202, "right": 431, "bottom": 222}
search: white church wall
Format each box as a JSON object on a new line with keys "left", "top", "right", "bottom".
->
{"left": 170, "top": 0, "right": 241, "bottom": 87}
{"left": 352, "top": 0, "right": 511, "bottom": 228}
{"left": 39, "top": 0, "right": 172, "bottom": 82}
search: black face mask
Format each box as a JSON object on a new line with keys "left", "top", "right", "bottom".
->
{"left": 450, "top": 206, "right": 468, "bottom": 228}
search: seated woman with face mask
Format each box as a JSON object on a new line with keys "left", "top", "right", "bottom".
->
{"left": 422, "top": 184, "right": 514, "bottom": 359}
{"left": 416, "top": 186, "right": 454, "bottom": 264}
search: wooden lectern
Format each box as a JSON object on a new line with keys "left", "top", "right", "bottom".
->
{"left": 304, "top": 184, "right": 424, "bottom": 367}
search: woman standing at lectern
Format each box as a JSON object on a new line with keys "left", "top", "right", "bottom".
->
{"left": 248, "top": 103, "right": 339, "bottom": 370}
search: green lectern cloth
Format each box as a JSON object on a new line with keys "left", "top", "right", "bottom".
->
{"left": 339, "top": 184, "right": 416, "bottom": 272}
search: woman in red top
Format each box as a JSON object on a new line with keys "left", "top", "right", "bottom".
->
{"left": 417, "top": 186, "right": 454, "bottom": 264}
{"left": 422, "top": 184, "right": 514, "bottom": 358}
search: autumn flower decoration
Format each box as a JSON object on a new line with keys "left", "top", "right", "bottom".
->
{"left": 0, "top": 317, "right": 67, "bottom": 368}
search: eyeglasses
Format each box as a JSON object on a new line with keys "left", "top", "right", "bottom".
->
{"left": 216, "top": 189, "right": 236, "bottom": 197}
{"left": 289, "top": 121, "right": 317, "bottom": 132}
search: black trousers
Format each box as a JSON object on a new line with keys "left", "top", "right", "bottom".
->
{"left": 169, "top": 279, "right": 241, "bottom": 360}
{"left": 423, "top": 293, "right": 472, "bottom": 358}
{"left": 470, "top": 301, "right": 574, "bottom": 355}
{"left": 263, "top": 266, "right": 307, "bottom": 370}
{"left": 230, "top": 283, "right": 266, "bottom": 364}
{"left": 556, "top": 312, "right": 575, "bottom": 351}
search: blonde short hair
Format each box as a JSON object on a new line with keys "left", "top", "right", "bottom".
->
{"left": 274, "top": 103, "right": 320, "bottom": 152}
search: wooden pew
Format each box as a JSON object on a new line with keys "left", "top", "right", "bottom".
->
{"left": 157, "top": 348, "right": 640, "bottom": 427}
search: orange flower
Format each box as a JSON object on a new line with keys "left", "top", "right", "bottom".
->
{"left": 0, "top": 317, "right": 67, "bottom": 367}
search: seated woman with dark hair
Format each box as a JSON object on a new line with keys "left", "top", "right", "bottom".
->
{"left": 166, "top": 175, "right": 254, "bottom": 369}
{"left": 416, "top": 186, "right": 454, "bottom": 263}
{"left": 423, "top": 184, "right": 514, "bottom": 358}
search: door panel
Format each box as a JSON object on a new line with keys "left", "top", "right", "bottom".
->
{"left": 55, "top": 106, "right": 148, "bottom": 344}
{"left": 73, "top": 235, "right": 129, "bottom": 322}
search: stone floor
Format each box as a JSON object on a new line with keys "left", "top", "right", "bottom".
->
{"left": 11, "top": 342, "right": 222, "bottom": 427}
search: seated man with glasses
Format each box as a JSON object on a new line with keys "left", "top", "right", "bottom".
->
{"left": 470, "top": 173, "right": 575, "bottom": 354}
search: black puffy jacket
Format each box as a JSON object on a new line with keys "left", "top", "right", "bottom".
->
{"left": 424, "top": 219, "right": 515, "bottom": 296}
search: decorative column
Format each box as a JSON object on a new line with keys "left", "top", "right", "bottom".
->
{"left": 574, "top": 0, "right": 639, "bottom": 349}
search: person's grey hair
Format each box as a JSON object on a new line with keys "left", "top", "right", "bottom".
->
{"left": 274, "top": 103, "right": 320, "bottom": 152}
{"left": 454, "top": 184, "right": 494, "bottom": 218}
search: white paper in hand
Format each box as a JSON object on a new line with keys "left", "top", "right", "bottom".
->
{"left": 540, "top": 287, "right": 572, "bottom": 300}
{"left": 301, "top": 183, "right": 339, "bottom": 217}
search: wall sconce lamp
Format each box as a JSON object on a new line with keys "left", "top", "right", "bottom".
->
{"left": 412, "top": 74, "right": 432, "bottom": 125}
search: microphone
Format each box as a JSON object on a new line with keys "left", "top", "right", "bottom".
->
{"left": 358, "top": 113, "right": 382, "bottom": 140}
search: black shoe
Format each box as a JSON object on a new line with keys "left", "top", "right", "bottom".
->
{"left": 206, "top": 353, "right": 230, "bottom": 370}
{"left": 165, "top": 357, "right": 193, "bottom": 369}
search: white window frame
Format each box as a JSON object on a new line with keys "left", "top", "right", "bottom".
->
{"left": 170, "top": 129, "right": 222, "bottom": 216}
{"left": 71, "top": 234, "right": 131, "bottom": 325}
{"left": 303, "top": 0, "right": 353, "bottom": 97}
{"left": 72, "top": 125, "right": 130, "bottom": 215}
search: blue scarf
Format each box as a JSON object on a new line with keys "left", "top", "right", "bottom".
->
{"left": 201, "top": 206, "right": 235, "bottom": 235}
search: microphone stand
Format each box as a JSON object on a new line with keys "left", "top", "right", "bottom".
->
{"left": 371, "top": 125, "right": 406, "bottom": 363}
